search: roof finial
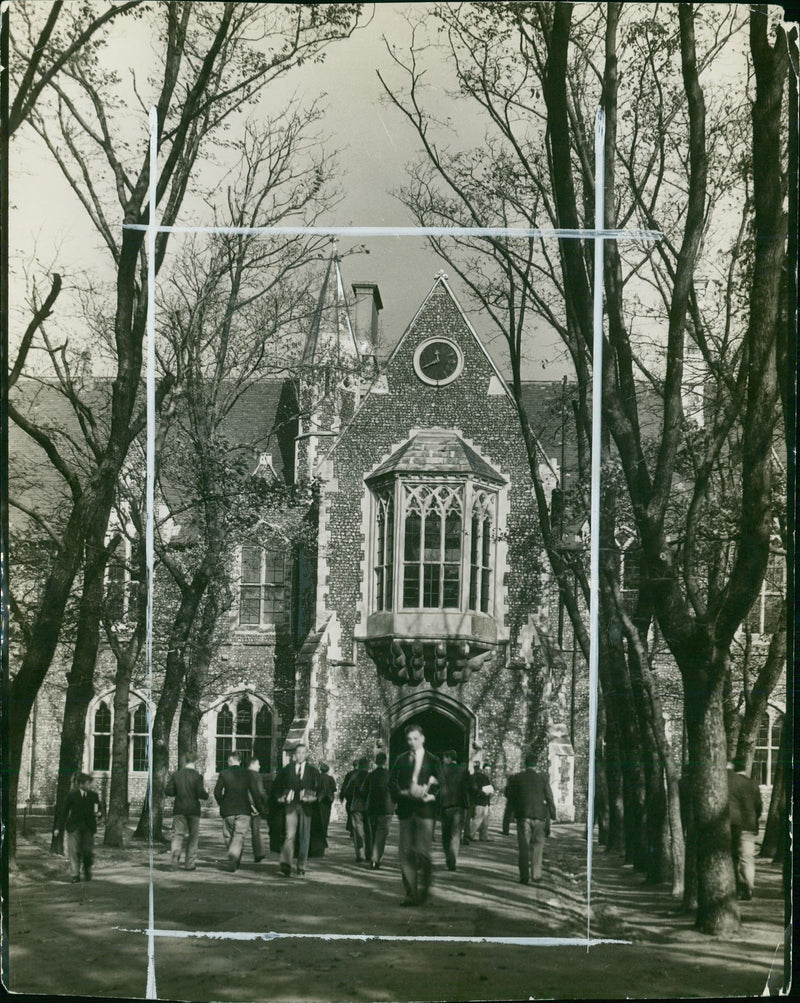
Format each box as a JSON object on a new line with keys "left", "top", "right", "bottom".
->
{"left": 330, "top": 235, "right": 338, "bottom": 258}
{"left": 435, "top": 268, "right": 448, "bottom": 280}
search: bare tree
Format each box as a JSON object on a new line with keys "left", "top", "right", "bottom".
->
{"left": 379, "top": 2, "right": 789, "bottom": 933}
{"left": 7, "top": 1, "right": 363, "bottom": 859}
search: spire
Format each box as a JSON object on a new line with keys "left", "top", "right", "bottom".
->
{"left": 302, "top": 242, "right": 360, "bottom": 368}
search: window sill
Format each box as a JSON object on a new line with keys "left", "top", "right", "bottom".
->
{"left": 361, "top": 610, "right": 499, "bottom": 645}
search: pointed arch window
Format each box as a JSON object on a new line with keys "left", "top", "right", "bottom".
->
{"left": 92, "top": 702, "right": 112, "bottom": 771}
{"left": 87, "top": 693, "right": 150, "bottom": 774}
{"left": 402, "top": 485, "right": 463, "bottom": 609}
{"left": 214, "top": 695, "right": 274, "bottom": 773}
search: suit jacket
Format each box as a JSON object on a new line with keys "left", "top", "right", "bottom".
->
{"left": 340, "top": 769, "right": 358, "bottom": 804}
{"left": 165, "top": 767, "right": 208, "bottom": 817}
{"left": 272, "top": 761, "right": 322, "bottom": 814}
{"left": 63, "top": 788, "right": 102, "bottom": 833}
{"left": 470, "top": 770, "right": 493, "bottom": 806}
{"left": 343, "top": 768, "right": 370, "bottom": 812}
{"left": 250, "top": 771, "right": 272, "bottom": 816}
{"left": 727, "top": 769, "right": 762, "bottom": 833}
{"left": 319, "top": 774, "right": 337, "bottom": 804}
{"left": 365, "top": 766, "right": 395, "bottom": 815}
{"left": 214, "top": 766, "right": 264, "bottom": 817}
{"left": 389, "top": 749, "right": 443, "bottom": 820}
{"left": 504, "top": 769, "right": 556, "bottom": 825}
{"left": 439, "top": 762, "right": 470, "bottom": 809}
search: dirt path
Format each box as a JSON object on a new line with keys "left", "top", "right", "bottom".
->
{"left": 6, "top": 817, "right": 787, "bottom": 1000}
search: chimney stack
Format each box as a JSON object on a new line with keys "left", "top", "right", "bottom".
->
{"left": 351, "top": 282, "right": 383, "bottom": 356}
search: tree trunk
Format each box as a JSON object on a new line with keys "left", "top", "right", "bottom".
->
{"left": 103, "top": 649, "right": 138, "bottom": 846}
{"left": 603, "top": 703, "right": 626, "bottom": 854}
{"left": 760, "top": 712, "right": 788, "bottom": 859}
{"left": 50, "top": 527, "right": 109, "bottom": 852}
{"left": 684, "top": 666, "right": 740, "bottom": 934}
{"left": 680, "top": 765, "right": 697, "bottom": 912}
{"left": 595, "top": 697, "right": 610, "bottom": 846}
{"left": 177, "top": 588, "right": 220, "bottom": 763}
{"left": 134, "top": 564, "right": 213, "bottom": 840}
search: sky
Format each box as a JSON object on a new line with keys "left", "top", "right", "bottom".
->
{"left": 9, "top": 2, "right": 572, "bottom": 380}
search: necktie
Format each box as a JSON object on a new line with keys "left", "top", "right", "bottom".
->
{"left": 411, "top": 750, "right": 423, "bottom": 786}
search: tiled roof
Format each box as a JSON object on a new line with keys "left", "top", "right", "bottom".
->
{"left": 367, "top": 430, "right": 507, "bottom": 484}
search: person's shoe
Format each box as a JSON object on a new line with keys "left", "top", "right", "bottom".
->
{"left": 297, "top": 868, "right": 306, "bottom": 876}
{"left": 185, "top": 866, "right": 197, "bottom": 871}
{"left": 279, "top": 864, "right": 291, "bottom": 877}
{"left": 70, "top": 876, "right": 81, "bottom": 883}
{"left": 254, "top": 855, "right": 266, "bottom": 863}
{"left": 447, "top": 863, "right": 457, "bottom": 872}
{"left": 370, "top": 861, "right": 378, "bottom": 869}
{"left": 519, "top": 877, "right": 530, "bottom": 885}
{"left": 401, "top": 896, "right": 417, "bottom": 907}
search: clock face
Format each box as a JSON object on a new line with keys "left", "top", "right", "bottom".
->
{"left": 413, "top": 338, "right": 464, "bottom": 386}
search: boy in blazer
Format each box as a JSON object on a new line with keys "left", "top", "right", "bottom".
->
{"left": 388, "top": 723, "right": 443, "bottom": 906}
{"left": 54, "top": 773, "right": 104, "bottom": 882}
{"left": 503, "top": 754, "right": 557, "bottom": 883}
{"left": 273, "top": 743, "right": 321, "bottom": 876}
{"left": 166, "top": 757, "right": 208, "bottom": 870}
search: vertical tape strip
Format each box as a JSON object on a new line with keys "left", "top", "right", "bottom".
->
{"left": 145, "top": 105, "right": 158, "bottom": 1002}
{"left": 586, "top": 107, "right": 606, "bottom": 946}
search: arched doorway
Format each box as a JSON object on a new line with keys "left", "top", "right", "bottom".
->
{"left": 383, "top": 691, "right": 475, "bottom": 766}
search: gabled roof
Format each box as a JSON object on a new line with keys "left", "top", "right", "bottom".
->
{"left": 366, "top": 430, "right": 507, "bottom": 484}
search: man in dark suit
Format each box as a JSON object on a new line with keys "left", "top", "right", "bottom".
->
{"left": 727, "top": 760, "right": 763, "bottom": 900}
{"left": 165, "top": 757, "right": 208, "bottom": 870}
{"left": 54, "top": 773, "right": 104, "bottom": 882}
{"left": 273, "top": 742, "right": 321, "bottom": 876}
{"left": 503, "top": 754, "right": 557, "bottom": 883}
{"left": 469, "top": 762, "right": 494, "bottom": 841}
{"left": 247, "top": 756, "right": 271, "bottom": 863}
{"left": 318, "top": 763, "right": 337, "bottom": 846}
{"left": 339, "top": 759, "right": 360, "bottom": 834}
{"left": 365, "top": 751, "right": 395, "bottom": 869}
{"left": 389, "top": 723, "right": 442, "bottom": 906}
{"left": 439, "top": 750, "right": 470, "bottom": 871}
{"left": 342, "top": 756, "right": 371, "bottom": 862}
{"left": 214, "top": 752, "right": 266, "bottom": 872}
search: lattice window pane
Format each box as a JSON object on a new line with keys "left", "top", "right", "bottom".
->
{"left": 239, "top": 585, "right": 261, "bottom": 625}
{"left": 443, "top": 565, "right": 460, "bottom": 608}
{"left": 405, "top": 511, "right": 421, "bottom": 561}
{"left": 403, "top": 564, "right": 420, "bottom": 607}
{"left": 424, "top": 510, "right": 441, "bottom": 561}
{"left": 422, "top": 564, "right": 440, "bottom": 607}
{"left": 236, "top": 698, "right": 253, "bottom": 735}
{"left": 93, "top": 735, "right": 111, "bottom": 772}
{"left": 217, "top": 704, "right": 233, "bottom": 735}
{"left": 263, "top": 551, "right": 287, "bottom": 586}
{"left": 216, "top": 736, "right": 233, "bottom": 773}
{"left": 445, "top": 512, "right": 461, "bottom": 562}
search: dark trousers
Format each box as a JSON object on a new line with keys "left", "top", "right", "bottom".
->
{"left": 282, "top": 805, "right": 311, "bottom": 871}
{"left": 250, "top": 815, "right": 265, "bottom": 860}
{"left": 441, "top": 807, "right": 465, "bottom": 870}
{"left": 369, "top": 813, "right": 390, "bottom": 864}
{"left": 517, "top": 817, "right": 547, "bottom": 881}
{"left": 350, "top": 810, "right": 370, "bottom": 860}
{"left": 398, "top": 815, "right": 434, "bottom": 901}
{"left": 319, "top": 801, "right": 332, "bottom": 844}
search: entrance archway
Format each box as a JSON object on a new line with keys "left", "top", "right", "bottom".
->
{"left": 382, "top": 691, "right": 475, "bottom": 766}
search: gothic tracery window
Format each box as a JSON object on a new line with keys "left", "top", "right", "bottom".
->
{"left": 371, "top": 478, "right": 499, "bottom": 616}
{"left": 214, "top": 695, "right": 273, "bottom": 772}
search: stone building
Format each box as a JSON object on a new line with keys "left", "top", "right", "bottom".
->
{"left": 14, "top": 254, "right": 784, "bottom": 826}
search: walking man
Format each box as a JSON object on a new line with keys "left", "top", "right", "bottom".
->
{"left": 214, "top": 752, "right": 265, "bottom": 872}
{"left": 54, "top": 773, "right": 104, "bottom": 883}
{"left": 727, "top": 760, "right": 763, "bottom": 900}
{"left": 273, "top": 743, "right": 321, "bottom": 876}
{"left": 365, "top": 751, "right": 395, "bottom": 869}
{"left": 503, "top": 754, "right": 556, "bottom": 884}
{"left": 318, "top": 763, "right": 337, "bottom": 847}
{"left": 247, "top": 756, "right": 270, "bottom": 863}
{"left": 343, "top": 756, "right": 371, "bottom": 862}
{"left": 469, "top": 762, "right": 494, "bottom": 842}
{"left": 340, "top": 759, "right": 360, "bottom": 835}
{"left": 165, "top": 757, "right": 208, "bottom": 870}
{"left": 439, "top": 750, "right": 470, "bottom": 871}
{"left": 389, "top": 723, "right": 442, "bottom": 906}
